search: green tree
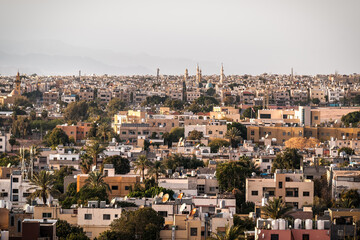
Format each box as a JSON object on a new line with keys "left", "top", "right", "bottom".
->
{"left": 41, "top": 110, "right": 48, "bottom": 119}
{"left": 224, "top": 96, "right": 235, "bottom": 106}
{"left": 14, "top": 96, "right": 33, "bottom": 108}
{"left": 341, "top": 111, "right": 360, "bottom": 127}
{"left": 243, "top": 106, "right": 262, "bottom": 118}
{"left": 208, "top": 225, "right": 242, "bottom": 240}
{"left": 147, "top": 161, "right": 165, "bottom": 183}
{"left": 85, "top": 171, "right": 111, "bottom": 192}
{"left": 45, "top": 128, "right": 70, "bottom": 148}
{"left": 209, "top": 138, "right": 230, "bottom": 153}
{"left": 56, "top": 219, "right": 89, "bottom": 240}
{"left": 227, "top": 122, "right": 247, "bottom": 140}
{"left": 272, "top": 148, "right": 302, "bottom": 173}
{"left": 312, "top": 98, "right": 320, "bottom": 105}
{"left": 63, "top": 101, "right": 89, "bottom": 123}
{"left": 97, "top": 123, "right": 112, "bottom": 142}
{"left": 225, "top": 128, "right": 242, "bottom": 148}
{"left": 9, "top": 136, "right": 17, "bottom": 152}
{"left": 86, "top": 141, "right": 105, "bottom": 167}
{"left": 107, "top": 98, "right": 126, "bottom": 116}
{"left": 339, "top": 189, "right": 360, "bottom": 208}
{"left": 107, "top": 208, "right": 164, "bottom": 240}
{"left": 134, "top": 155, "right": 151, "bottom": 181}
{"left": 87, "top": 122, "right": 98, "bottom": 139}
{"left": 187, "top": 130, "right": 204, "bottom": 140}
{"left": 80, "top": 153, "right": 93, "bottom": 174}
{"left": 163, "top": 127, "right": 184, "bottom": 147}
{"left": 103, "top": 155, "right": 130, "bottom": 175}
{"left": 338, "top": 147, "right": 355, "bottom": 156}
{"left": 162, "top": 154, "right": 204, "bottom": 172}
{"left": 29, "top": 170, "right": 58, "bottom": 205}
{"left": 262, "top": 197, "right": 293, "bottom": 219}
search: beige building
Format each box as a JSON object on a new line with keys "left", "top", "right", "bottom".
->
{"left": 246, "top": 169, "right": 314, "bottom": 208}
{"left": 33, "top": 206, "right": 78, "bottom": 225}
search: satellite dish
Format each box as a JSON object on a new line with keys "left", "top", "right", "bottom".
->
{"left": 110, "top": 198, "right": 116, "bottom": 205}
{"left": 91, "top": 165, "right": 96, "bottom": 171}
{"left": 195, "top": 144, "right": 200, "bottom": 149}
{"left": 177, "top": 192, "right": 184, "bottom": 200}
{"left": 265, "top": 134, "right": 269, "bottom": 139}
{"left": 7, "top": 163, "right": 11, "bottom": 168}
{"left": 189, "top": 208, "right": 197, "bottom": 218}
{"left": 178, "top": 137, "right": 183, "bottom": 142}
{"left": 162, "top": 194, "right": 169, "bottom": 203}
{"left": 124, "top": 196, "right": 128, "bottom": 201}
{"left": 158, "top": 192, "right": 164, "bottom": 198}
{"left": 179, "top": 203, "right": 186, "bottom": 212}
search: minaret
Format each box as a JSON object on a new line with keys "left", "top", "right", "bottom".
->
{"left": 196, "top": 64, "right": 200, "bottom": 83}
{"left": 184, "top": 68, "right": 188, "bottom": 82}
{"left": 220, "top": 63, "right": 225, "bottom": 84}
{"left": 14, "top": 71, "right": 22, "bottom": 96}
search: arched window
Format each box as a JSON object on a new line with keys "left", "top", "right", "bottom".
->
{"left": 17, "top": 219, "right": 21, "bottom": 232}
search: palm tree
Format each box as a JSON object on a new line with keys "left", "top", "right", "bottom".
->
{"left": 134, "top": 155, "right": 150, "bottom": 182}
{"left": 97, "top": 124, "right": 112, "bottom": 143}
{"left": 86, "top": 141, "right": 105, "bottom": 167}
{"left": 225, "top": 128, "right": 242, "bottom": 148}
{"left": 85, "top": 171, "right": 111, "bottom": 192}
{"left": 262, "top": 197, "right": 293, "bottom": 219}
{"left": 209, "top": 225, "right": 242, "bottom": 240}
{"left": 80, "top": 153, "right": 93, "bottom": 174}
{"left": 28, "top": 170, "right": 58, "bottom": 205}
{"left": 147, "top": 161, "right": 165, "bottom": 183}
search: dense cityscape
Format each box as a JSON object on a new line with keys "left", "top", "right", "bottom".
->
{"left": 0, "top": 68, "right": 359, "bottom": 240}
{"left": 1, "top": 0, "right": 360, "bottom": 239}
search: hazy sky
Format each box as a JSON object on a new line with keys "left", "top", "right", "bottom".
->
{"left": 1, "top": 0, "right": 359, "bottom": 75}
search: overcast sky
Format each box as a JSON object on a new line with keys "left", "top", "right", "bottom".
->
{"left": 0, "top": 0, "right": 359, "bottom": 75}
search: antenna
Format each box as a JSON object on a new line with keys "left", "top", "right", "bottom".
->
{"left": 162, "top": 194, "right": 169, "bottom": 203}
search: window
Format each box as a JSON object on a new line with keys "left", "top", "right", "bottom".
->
{"left": 209, "top": 207, "right": 216, "bottom": 212}
{"left": 285, "top": 177, "right": 291, "bottom": 182}
{"left": 103, "top": 214, "right": 111, "bottom": 220}
{"left": 190, "top": 228, "right": 198, "bottom": 236}
{"left": 208, "top": 131, "right": 213, "bottom": 134}
{"left": 279, "top": 182, "right": 283, "bottom": 189}
{"left": 111, "top": 186, "right": 119, "bottom": 190}
{"left": 17, "top": 219, "right": 21, "bottom": 232}
{"left": 13, "top": 178, "right": 19, "bottom": 183}
{"left": 271, "top": 234, "right": 279, "bottom": 240}
{"left": 286, "top": 191, "right": 293, "bottom": 197}
{"left": 197, "top": 185, "right": 205, "bottom": 193}
{"left": 115, "top": 214, "right": 118, "bottom": 218}
{"left": 251, "top": 191, "right": 258, "bottom": 196}
{"left": 42, "top": 213, "right": 52, "bottom": 218}
{"left": 23, "top": 193, "right": 31, "bottom": 197}
{"left": 260, "top": 114, "right": 271, "bottom": 119}
{"left": 158, "top": 211, "right": 168, "bottom": 217}
{"left": 303, "top": 192, "right": 310, "bottom": 197}
{"left": 84, "top": 214, "right": 92, "bottom": 220}
{"left": 269, "top": 191, "right": 275, "bottom": 196}
{"left": 13, "top": 189, "right": 19, "bottom": 193}
{"left": 210, "top": 187, "right": 216, "bottom": 192}
{"left": 302, "top": 234, "right": 310, "bottom": 240}
{"left": 125, "top": 186, "right": 130, "bottom": 190}
{"left": 10, "top": 216, "right": 14, "bottom": 226}
{"left": 251, "top": 130, "right": 255, "bottom": 136}
{"left": 219, "top": 131, "right": 223, "bottom": 134}
{"left": 13, "top": 195, "right": 19, "bottom": 202}
{"left": 314, "top": 116, "right": 318, "bottom": 120}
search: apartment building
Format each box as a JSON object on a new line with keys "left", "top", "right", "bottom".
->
{"left": 186, "top": 91, "right": 201, "bottom": 102}
{"left": 76, "top": 165, "right": 140, "bottom": 199}
{"left": 247, "top": 125, "right": 360, "bottom": 145}
{"left": 78, "top": 89, "right": 94, "bottom": 102}
{"left": 310, "top": 88, "right": 326, "bottom": 103}
{"left": 246, "top": 169, "right": 314, "bottom": 208}
{"left": 327, "top": 88, "right": 345, "bottom": 103}
{"left": 328, "top": 168, "right": 360, "bottom": 200}
{"left": 43, "top": 91, "right": 59, "bottom": 105}
{"left": 290, "top": 89, "right": 308, "bottom": 103}
{"left": 97, "top": 89, "right": 112, "bottom": 104}
{"left": 273, "top": 90, "right": 290, "bottom": 106}
{"left": 184, "top": 120, "right": 227, "bottom": 140}
{"left": 210, "top": 106, "right": 241, "bottom": 122}
{"left": 56, "top": 122, "right": 92, "bottom": 142}
{"left": 61, "top": 94, "right": 77, "bottom": 103}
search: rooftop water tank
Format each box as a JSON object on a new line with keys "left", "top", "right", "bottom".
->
{"left": 294, "top": 219, "right": 302, "bottom": 229}
{"left": 305, "top": 219, "right": 312, "bottom": 230}
{"left": 278, "top": 219, "right": 286, "bottom": 230}
{"left": 317, "top": 220, "right": 324, "bottom": 230}
{"left": 271, "top": 220, "right": 279, "bottom": 230}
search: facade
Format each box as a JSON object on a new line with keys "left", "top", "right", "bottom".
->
{"left": 246, "top": 170, "right": 314, "bottom": 208}
{"left": 56, "top": 122, "right": 92, "bottom": 142}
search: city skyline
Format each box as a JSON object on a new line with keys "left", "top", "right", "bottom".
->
{"left": 1, "top": 0, "right": 359, "bottom": 75}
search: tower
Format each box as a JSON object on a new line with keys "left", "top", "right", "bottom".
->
{"left": 196, "top": 64, "right": 200, "bottom": 83}
{"left": 157, "top": 68, "right": 160, "bottom": 82}
{"left": 220, "top": 63, "right": 225, "bottom": 84}
{"left": 184, "top": 68, "right": 188, "bottom": 82}
{"left": 14, "top": 71, "right": 22, "bottom": 96}
{"left": 291, "top": 67, "right": 294, "bottom": 82}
